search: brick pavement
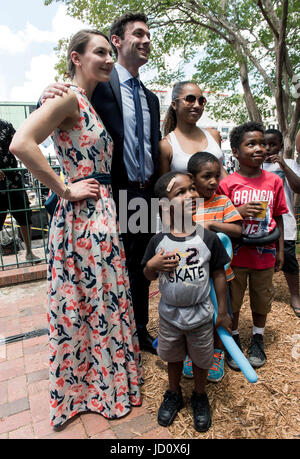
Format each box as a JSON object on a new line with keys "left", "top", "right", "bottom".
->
{"left": 0, "top": 247, "right": 47, "bottom": 287}
{"left": 0, "top": 276, "right": 173, "bottom": 440}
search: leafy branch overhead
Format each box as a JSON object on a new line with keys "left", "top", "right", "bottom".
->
{"left": 45, "top": 0, "right": 300, "bottom": 156}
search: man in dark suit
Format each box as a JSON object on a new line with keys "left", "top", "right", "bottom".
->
{"left": 95, "top": 13, "right": 161, "bottom": 353}
{"left": 41, "top": 12, "right": 161, "bottom": 353}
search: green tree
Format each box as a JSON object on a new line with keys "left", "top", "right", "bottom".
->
{"left": 45, "top": 0, "right": 300, "bottom": 156}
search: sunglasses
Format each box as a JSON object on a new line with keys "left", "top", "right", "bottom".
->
{"left": 175, "top": 94, "right": 207, "bottom": 107}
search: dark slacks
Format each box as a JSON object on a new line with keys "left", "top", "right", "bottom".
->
{"left": 113, "top": 184, "right": 156, "bottom": 331}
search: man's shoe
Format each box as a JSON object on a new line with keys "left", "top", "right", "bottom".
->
{"left": 157, "top": 387, "right": 183, "bottom": 427}
{"left": 138, "top": 330, "right": 157, "bottom": 355}
{"left": 247, "top": 333, "right": 266, "bottom": 368}
{"left": 191, "top": 392, "right": 211, "bottom": 432}
{"left": 182, "top": 355, "right": 194, "bottom": 378}
{"left": 226, "top": 334, "right": 243, "bottom": 371}
{"left": 207, "top": 349, "right": 225, "bottom": 382}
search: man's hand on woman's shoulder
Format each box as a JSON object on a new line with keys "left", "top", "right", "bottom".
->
{"left": 41, "top": 82, "right": 71, "bottom": 103}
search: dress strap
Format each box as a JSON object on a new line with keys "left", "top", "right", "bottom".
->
{"left": 168, "top": 131, "right": 185, "bottom": 153}
{"left": 165, "top": 135, "right": 172, "bottom": 146}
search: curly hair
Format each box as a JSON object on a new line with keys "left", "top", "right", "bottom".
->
{"left": 265, "top": 128, "right": 283, "bottom": 145}
{"left": 230, "top": 121, "right": 265, "bottom": 150}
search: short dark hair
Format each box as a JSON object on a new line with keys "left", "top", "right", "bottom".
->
{"left": 154, "top": 171, "right": 190, "bottom": 199}
{"left": 67, "top": 29, "right": 109, "bottom": 78}
{"left": 265, "top": 128, "right": 283, "bottom": 144}
{"left": 230, "top": 121, "right": 265, "bottom": 150}
{"left": 187, "top": 151, "right": 219, "bottom": 176}
{"left": 109, "top": 12, "right": 148, "bottom": 56}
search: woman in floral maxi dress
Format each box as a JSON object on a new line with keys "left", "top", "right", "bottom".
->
{"left": 10, "top": 30, "right": 143, "bottom": 428}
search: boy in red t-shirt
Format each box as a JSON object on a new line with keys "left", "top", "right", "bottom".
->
{"left": 218, "top": 122, "right": 288, "bottom": 369}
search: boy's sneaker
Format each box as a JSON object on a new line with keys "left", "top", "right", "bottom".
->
{"left": 247, "top": 333, "right": 266, "bottom": 368}
{"left": 191, "top": 392, "right": 212, "bottom": 432}
{"left": 182, "top": 355, "right": 193, "bottom": 378}
{"left": 226, "top": 334, "right": 243, "bottom": 371}
{"left": 157, "top": 387, "right": 184, "bottom": 427}
{"left": 207, "top": 349, "right": 225, "bottom": 382}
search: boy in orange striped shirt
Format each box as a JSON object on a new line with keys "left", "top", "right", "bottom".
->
{"left": 185, "top": 151, "right": 242, "bottom": 381}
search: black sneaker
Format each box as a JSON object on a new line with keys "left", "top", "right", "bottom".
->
{"left": 247, "top": 333, "right": 266, "bottom": 368}
{"left": 226, "top": 334, "right": 243, "bottom": 371}
{"left": 157, "top": 387, "right": 183, "bottom": 427}
{"left": 191, "top": 392, "right": 212, "bottom": 432}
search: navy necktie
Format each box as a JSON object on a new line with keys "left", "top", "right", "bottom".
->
{"left": 128, "top": 77, "right": 145, "bottom": 184}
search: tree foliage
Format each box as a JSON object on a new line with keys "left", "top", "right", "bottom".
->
{"left": 45, "top": 0, "right": 300, "bottom": 155}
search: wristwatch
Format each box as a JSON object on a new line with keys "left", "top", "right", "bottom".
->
{"left": 62, "top": 184, "right": 71, "bottom": 199}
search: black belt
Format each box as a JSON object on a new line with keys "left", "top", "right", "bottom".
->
{"left": 127, "top": 180, "right": 152, "bottom": 190}
{"left": 70, "top": 172, "right": 111, "bottom": 185}
{"left": 45, "top": 172, "right": 111, "bottom": 216}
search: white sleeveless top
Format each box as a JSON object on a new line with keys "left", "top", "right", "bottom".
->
{"left": 168, "top": 128, "right": 223, "bottom": 172}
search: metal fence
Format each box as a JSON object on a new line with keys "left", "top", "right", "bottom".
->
{"left": 0, "top": 163, "right": 299, "bottom": 271}
{"left": 0, "top": 161, "right": 60, "bottom": 270}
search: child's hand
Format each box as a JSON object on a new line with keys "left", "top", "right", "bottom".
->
{"left": 215, "top": 312, "right": 232, "bottom": 334}
{"left": 203, "top": 221, "right": 212, "bottom": 231}
{"left": 274, "top": 250, "right": 284, "bottom": 272}
{"left": 238, "top": 201, "right": 263, "bottom": 218}
{"left": 268, "top": 154, "right": 287, "bottom": 170}
{"left": 147, "top": 249, "right": 179, "bottom": 273}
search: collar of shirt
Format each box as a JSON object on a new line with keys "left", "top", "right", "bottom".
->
{"left": 114, "top": 62, "right": 141, "bottom": 86}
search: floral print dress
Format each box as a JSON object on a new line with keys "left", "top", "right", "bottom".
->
{"left": 47, "top": 85, "right": 143, "bottom": 427}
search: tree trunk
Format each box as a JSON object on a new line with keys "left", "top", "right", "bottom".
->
{"left": 275, "top": 0, "right": 288, "bottom": 137}
{"left": 237, "top": 46, "right": 263, "bottom": 123}
{"left": 285, "top": 98, "right": 300, "bottom": 158}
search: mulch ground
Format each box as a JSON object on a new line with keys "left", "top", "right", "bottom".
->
{"left": 141, "top": 269, "right": 300, "bottom": 439}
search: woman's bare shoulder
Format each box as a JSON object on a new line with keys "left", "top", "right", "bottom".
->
{"left": 206, "top": 127, "right": 221, "bottom": 144}
{"left": 159, "top": 135, "right": 172, "bottom": 150}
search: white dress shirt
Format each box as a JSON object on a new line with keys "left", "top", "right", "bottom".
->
{"left": 115, "top": 62, "right": 154, "bottom": 182}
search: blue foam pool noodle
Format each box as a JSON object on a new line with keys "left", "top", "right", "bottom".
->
{"left": 152, "top": 337, "right": 158, "bottom": 349}
{"left": 211, "top": 233, "right": 258, "bottom": 383}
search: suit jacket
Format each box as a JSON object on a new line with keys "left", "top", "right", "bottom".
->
{"left": 91, "top": 67, "right": 161, "bottom": 190}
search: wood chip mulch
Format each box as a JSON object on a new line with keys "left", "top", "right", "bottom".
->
{"left": 141, "top": 269, "right": 300, "bottom": 439}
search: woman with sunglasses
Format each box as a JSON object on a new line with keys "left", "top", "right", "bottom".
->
{"left": 159, "top": 81, "right": 226, "bottom": 176}
{"left": 157, "top": 81, "right": 230, "bottom": 385}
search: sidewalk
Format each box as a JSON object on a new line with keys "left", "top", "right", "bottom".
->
{"left": 0, "top": 271, "right": 172, "bottom": 439}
